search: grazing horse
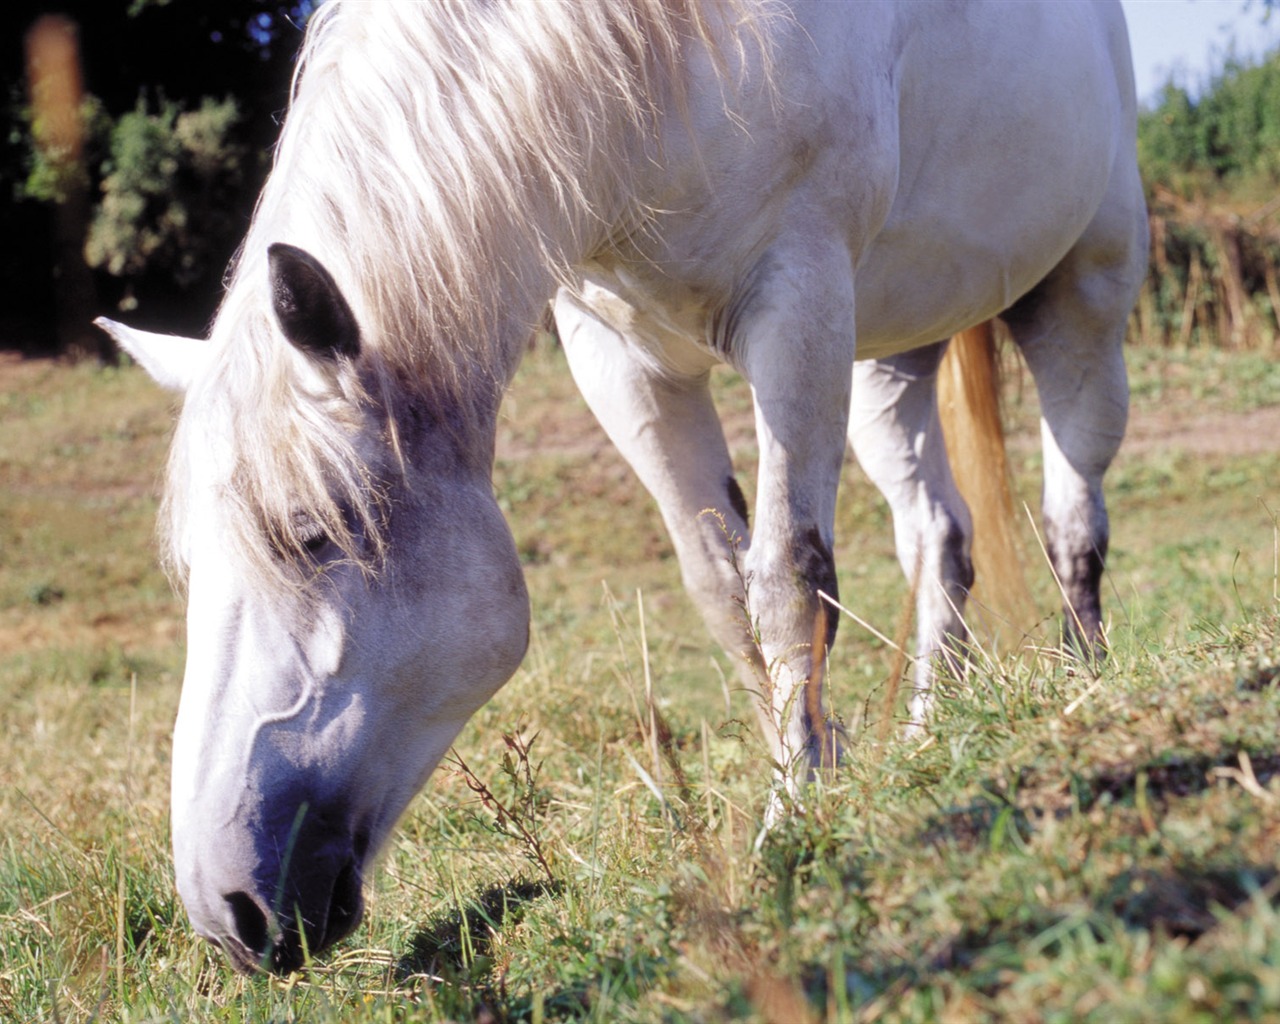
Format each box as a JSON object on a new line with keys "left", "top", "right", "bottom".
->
{"left": 99, "top": 0, "right": 1146, "bottom": 974}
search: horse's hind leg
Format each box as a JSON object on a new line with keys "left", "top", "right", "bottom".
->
{"left": 1004, "top": 189, "right": 1145, "bottom": 651}
{"left": 1015, "top": 329, "right": 1124, "bottom": 651}
{"left": 848, "top": 343, "right": 973, "bottom": 726}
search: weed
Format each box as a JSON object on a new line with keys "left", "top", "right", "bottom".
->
{"left": 449, "top": 728, "right": 556, "bottom": 886}
{"left": 25, "top": 582, "right": 64, "bottom": 607}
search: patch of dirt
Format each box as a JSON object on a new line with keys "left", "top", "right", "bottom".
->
{"left": 495, "top": 379, "right": 1279, "bottom": 464}
{"left": 13, "top": 348, "right": 1267, "bottom": 468}
{"left": 0, "top": 607, "right": 181, "bottom": 660}
{"left": 1122, "top": 403, "right": 1280, "bottom": 458}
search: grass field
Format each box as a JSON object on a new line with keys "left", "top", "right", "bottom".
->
{"left": 1, "top": 340, "right": 1278, "bottom": 1022}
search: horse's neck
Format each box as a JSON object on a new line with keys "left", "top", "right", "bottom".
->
{"left": 241, "top": 3, "right": 700, "bottom": 397}
{"left": 444, "top": 110, "right": 658, "bottom": 386}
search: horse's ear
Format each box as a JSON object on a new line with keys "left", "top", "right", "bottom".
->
{"left": 95, "top": 317, "right": 209, "bottom": 393}
{"left": 268, "top": 243, "right": 360, "bottom": 361}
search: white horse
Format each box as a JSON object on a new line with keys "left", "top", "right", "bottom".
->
{"left": 99, "top": 0, "right": 1145, "bottom": 974}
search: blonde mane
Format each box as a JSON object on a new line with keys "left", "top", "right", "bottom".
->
{"left": 163, "top": 0, "right": 768, "bottom": 592}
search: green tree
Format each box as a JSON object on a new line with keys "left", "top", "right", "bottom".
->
{"left": 83, "top": 97, "right": 246, "bottom": 303}
{"left": 1138, "top": 47, "right": 1280, "bottom": 195}
{"left": 2, "top": 1, "right": 314, "bottom": 352}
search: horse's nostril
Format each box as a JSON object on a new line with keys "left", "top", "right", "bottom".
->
{"left": 326, "top": 859, "right": 363, "bottom": 943}
{"left": 224, "top": 891, "right": 270, "bottom": 958}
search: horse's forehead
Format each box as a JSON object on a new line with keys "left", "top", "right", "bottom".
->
{"left": 177, "top": 357, "right": 340, "bottom": 479}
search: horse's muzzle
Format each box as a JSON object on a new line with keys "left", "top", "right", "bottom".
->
{"left": 218, "top": 851, "right": 364, "bottom": 974}
{"left": 183, "top": 800, "right": 370, "bottom": 975}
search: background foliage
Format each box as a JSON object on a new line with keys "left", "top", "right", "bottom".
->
{"left": 82, "top": 96, "right": 245, "bottom": 297}
{"left": 4, "top": 3, "right": 1280, "bottom": 355}
{"left": 1138, "top": 51, "right": 1280, "bottom": 187}
{"left": 1135, "top": 48, "right": 1280, "bottom": 350}
{"left": 2, "top": 0, "right": 313, "bottom": 348}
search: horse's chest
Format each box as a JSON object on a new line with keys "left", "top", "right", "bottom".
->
{"left": 573, "top": 260, "right": 724, "bottom": 376}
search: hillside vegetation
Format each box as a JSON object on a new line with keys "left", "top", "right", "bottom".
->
{"left": 1136, "top": 48, "right": 1280, "bottom": 350}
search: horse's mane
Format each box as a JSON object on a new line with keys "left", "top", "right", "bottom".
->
{"left": 163, "top": 0, "right": 770, "bottom": 592}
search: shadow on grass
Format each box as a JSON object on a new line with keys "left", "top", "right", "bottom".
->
{"left": 1107, "top": 862, "right": 1278, "bottom": 938}
{"left": 1078, "top": 748, "right": 1280, "bottom": 808}
{"left": 853, "top": 731, "right": 1280, "bottom": 1013}
{"left": 396, "top": 877, "right": 560, "bottom": 980}
{"left": 819, "top": 859, "right": 1279, "bottom": 1014}
{"left": 395, "top": 874, "right": 680, "bottom": 1021}
{"left": 917, "top": 737, "right": 1280, "bottom": 854}
{"left": 1238, "top": 663, "right": 1280, "bottom": 693}
{"left": 931, "top": 860, "right": 1278, "bottom": 986}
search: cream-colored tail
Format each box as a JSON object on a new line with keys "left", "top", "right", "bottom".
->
{"left": 937, "top": 322, "right": 1034, "bottom": 640}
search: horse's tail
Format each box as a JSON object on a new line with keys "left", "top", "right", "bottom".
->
{"left": 937, "top": 321, "right": 1033, "bottom": 638}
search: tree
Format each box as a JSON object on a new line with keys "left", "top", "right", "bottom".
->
{"left": 2, "top": 1, "right": 314, "bottom": 353}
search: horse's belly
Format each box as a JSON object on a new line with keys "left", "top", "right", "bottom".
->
{"left": 839, "top": 0, "right": 1132, "bottom": 356}
{"left": 850, "top": 200, "right": 1105, "bottom": 359}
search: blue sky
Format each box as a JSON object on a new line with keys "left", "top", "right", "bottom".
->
{"left": 1122, "top": 0, "right": 1280, "bottom": 103}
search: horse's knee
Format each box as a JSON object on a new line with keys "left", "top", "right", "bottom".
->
{"left": 739, "top": 525, "right": 840, "bottom": 677}
{"left": 792, "top": 526, "right": 839, "bottom": 648}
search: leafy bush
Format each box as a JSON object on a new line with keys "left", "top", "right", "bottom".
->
{"left": 84, "top": 96, "right": 247, "bottom": 295}
{"left": 1138, "top": 50, "right": 1280, "bottom": 195}
{"left": 18, "top": 95, "right": 106, "bottom": 207}
{"left": 1134, "top": 47, "right": 1280, "bottom": 350}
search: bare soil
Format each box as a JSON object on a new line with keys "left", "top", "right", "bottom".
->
{"left": 493, "top": 365, "right": 1279, "bottom": 463}
{"left": 1121, "top": 403, "right": 1280, "bottom": 457}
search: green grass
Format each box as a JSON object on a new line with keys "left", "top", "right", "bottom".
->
{"left": 1125, "top": 346, "right": 1280, "bottom": 413}
{"left": 0, "top": 343, "right": 1277, "bottom": 1021}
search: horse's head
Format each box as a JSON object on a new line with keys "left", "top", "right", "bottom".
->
{"left": 100, "top": 244, "right": 530, "bottom": 974}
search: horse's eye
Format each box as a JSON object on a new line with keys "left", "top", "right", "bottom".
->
{"left": 290, "top": 514, "right": 331, "bottom": 559}
{"left": 300, "top": 528, "right": 330, "bottom": 556}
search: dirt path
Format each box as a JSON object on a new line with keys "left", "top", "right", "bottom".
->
{"left": 1120, "top": 403, "right": 1280, "bottom": 458}
{"left": 495, "top": 386, "right": 1280, "bottom": 463}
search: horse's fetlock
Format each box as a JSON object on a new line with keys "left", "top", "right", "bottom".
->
{"left": 935, "top": 519, "right": 974, "bottom": 593}
{"left": 725, "top": 474, "right": 750, "bottom": 528}
{"left": 1045, "top": 526, "right": 1107, "bottom": 644}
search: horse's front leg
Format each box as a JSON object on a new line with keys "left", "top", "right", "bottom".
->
{"left": 553, "top": 288, "right": 757, "bottom": 679}
{"left": 734, "top": 237, "right": 858, "bottom": 786}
